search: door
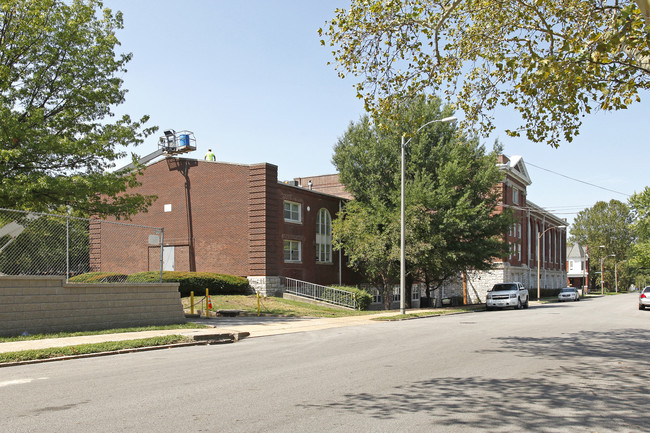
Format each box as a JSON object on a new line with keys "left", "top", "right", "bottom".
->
{"left": 162, "top": 246, "right": 175, "bottom": 271}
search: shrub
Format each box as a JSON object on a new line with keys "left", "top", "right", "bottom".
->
{"left": 68, "top": 272, "right": 128, "bottom": 283}
{"left": 330, "top": 285, "right": 373, "bottom": 311}
{"left": 126, "top": 271, "right": 250, "bottom": 297}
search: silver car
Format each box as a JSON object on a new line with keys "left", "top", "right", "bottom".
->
{"left": 486, "top": 282, "right": 529, "bottom": 310}
{"left": 558, "top": 287, "right": 580, "bottom": 302}
{"left": 640, "top": 286, "right": 650, "bottom": 310}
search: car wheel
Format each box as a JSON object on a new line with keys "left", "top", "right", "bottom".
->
{"left": 523, "top": 298, "right": 529, "bottom": 309}
{"left": 486, "top": 306, "right": 493, "bottom": 311}
{"left": 641, "top": 304, "right": 646, "bottom": 310}
{"left": 516, "top": 298, "right": 522, "bottom": 310}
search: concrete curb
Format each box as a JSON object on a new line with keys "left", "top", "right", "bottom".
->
{"left": 0, "top": 332, "right": 250, "bottom": 368}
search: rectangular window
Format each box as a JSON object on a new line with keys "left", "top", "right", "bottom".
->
{"left": 284, "top": 201, "right": 301, "bottom": 223}
{"left": 512, "top": 188, "right": 519, "bottom": 205}
{"left": 283, "top": 240, "right": 301, "bottom": 262}
{"left": 316, "top": 209, "right": 332, "bottom": 263}
{"left": 372, "top": 291, "right": 382, "bottom": 303}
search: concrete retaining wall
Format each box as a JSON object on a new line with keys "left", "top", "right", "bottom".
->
{"left": 0, "top": 276, "right": 185, "bottom": 337}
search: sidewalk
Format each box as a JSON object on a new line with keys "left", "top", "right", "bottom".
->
{"left": 0, "top": 309, "right": 424, "bottom": 356}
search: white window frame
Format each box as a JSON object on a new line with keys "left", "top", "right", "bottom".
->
{"left": 315, "top": 208, "right": 332, "bottom": 263}
{"left": 512, "top": 188, "right": 519, "bottom": 204}
{"left": 283, "top": 240, "right": 301, "bottom": 263}
{"left": 284, "top": 201, "right": 302, "bottom": 223}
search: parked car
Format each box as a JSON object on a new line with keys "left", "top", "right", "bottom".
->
{"left": 639, "top": 286, "right": 650, "bottom": 310}
{"left": 558, "top": 287, "right": 580, "bottom": 302}
{"left": 486, "top": 282, "right": 529, "bottom": 310}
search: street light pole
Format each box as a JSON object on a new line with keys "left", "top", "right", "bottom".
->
{"left": 537, "top": 224, "right": 566, "bottom": 300}
{"left": 400, "top": 133, "right": 406, "bottom": 314}
{"left": 608, "top": 254, "right": 617, "bottom": 292}
{"left": 599, "top": 245, "right": 605, "bottom": 295}
{"left": 400, "top": 116, "right": 457, "bottom": 314}
{"left": 600, "top": 257, "right": 605, "bottom": 295}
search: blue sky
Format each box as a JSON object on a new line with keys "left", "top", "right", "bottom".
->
{"left": 105, "top": 0, "right": 648, "bottom": 226}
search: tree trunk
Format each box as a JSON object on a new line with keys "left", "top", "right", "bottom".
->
{"left": 636, "top": 0, "right": 650, "bottom": 24}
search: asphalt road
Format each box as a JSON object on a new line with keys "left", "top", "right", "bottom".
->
{"left": 1, "top": 293, "right": 648, "bottom": 433}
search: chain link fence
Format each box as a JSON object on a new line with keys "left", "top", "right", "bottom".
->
{"left": 0, "top": 208, "right": 163, "bottom": 283}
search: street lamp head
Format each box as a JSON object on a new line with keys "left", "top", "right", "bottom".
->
{"left": 439, "top": 116, "right": 458, "bottom": 123}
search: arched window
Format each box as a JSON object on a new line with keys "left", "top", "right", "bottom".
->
{"left": 316, "top": 208, "right": 332, "bottom": 263}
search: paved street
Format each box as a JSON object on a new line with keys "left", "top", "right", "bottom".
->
{"left": 1, "top": 293, "right": 648, "bottom": 432}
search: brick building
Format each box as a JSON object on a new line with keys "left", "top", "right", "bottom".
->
{"left": 92, "top": 157, "right": 359, "bottom": 294}
{"left": 454, "top": 155, "right": 567, "bottom": 303}
{"left": 94, "top": 153, "right": 565, "bottom": 304}
{"left": 298, "top": 155, "right": 567, "bottom": 305}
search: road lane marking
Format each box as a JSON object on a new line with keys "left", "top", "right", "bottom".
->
{"left": 0, "top": 377, "right": 48, "bottom": 388}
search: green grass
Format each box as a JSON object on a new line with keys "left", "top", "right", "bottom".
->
{"left": 0, "top": 323, "right": 207, "bottom": 343}
{"left": 0, "top": 335, "right": 193, "bottom": 364}
{"left": 183, "top": 295, "right": 378, "bottom": 318}
{"left": 372, "top": 305, "right": 485, "bottom": 321}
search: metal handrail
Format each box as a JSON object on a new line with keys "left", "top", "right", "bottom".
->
{"left": 281, "top": 277, "right": 357, "bottom": 309}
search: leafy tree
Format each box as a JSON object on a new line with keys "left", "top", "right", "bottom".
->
{"left": 629, "top": 186, "right": 650, "bottom": 273}
{"left": 570, "top": 199, "right": 633, "bottom": 289}
{"left": 0, "top": 211, "right": 90, "bottom": 276}
{"left": 0, "top": 0, "right": 156, "bottom": 218}
{"left": 332, "top": 97, "right": 511, "bottom": 308}
{"left": 320, "top": 1, "right": 650, "bottom": 147}
{"left": 333, "top": 199, "right": 400, "bottom": 309}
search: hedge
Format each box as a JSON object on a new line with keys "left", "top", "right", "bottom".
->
{"left": 126, "top": 271, "right": 250, "bottom": 297}
{"left": 68, "top": 272, "right": 129, "bottom": 283}
{"left": 330, "top": 285, "right": 373, "bottom": 311}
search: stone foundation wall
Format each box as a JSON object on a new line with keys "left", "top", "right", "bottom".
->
{"left": 446, "top": 265, "right": 566, "bottom": 303}
{"left": 0, "top": 276, "right": 185, "bottom": 337}
{"left": 247, "top": 276, "right": 283, "bottom": 296}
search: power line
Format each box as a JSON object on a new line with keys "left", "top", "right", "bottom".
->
{"left": 525, "top": 162, "right": 631, "bottom": 198}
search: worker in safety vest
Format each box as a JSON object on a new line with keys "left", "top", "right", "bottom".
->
{"left": 204, "top": 149, "right": 216, "bottom": 161}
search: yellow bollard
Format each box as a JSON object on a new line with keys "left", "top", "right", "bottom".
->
{"left": 190, "top": 291, "right": 194, "bottom": 315}
{"left": 205, "top": 288, "right": 210, "bottom": 318}
{"left": 257, "top": 290, "right": 260, "bottom": 317}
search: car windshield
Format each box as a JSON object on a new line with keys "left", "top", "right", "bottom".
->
{"left": 491, "top": 283, "right": 517, "bottom": 291}
{"left": 561, "top": 288, "right": 575, "bottom": 293}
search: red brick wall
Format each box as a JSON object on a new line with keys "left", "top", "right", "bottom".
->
{"left": 98, "top": 159, "right": 251, "bottom": 276}
{"left": 293, "top": 174, "right": 354, "bottom": 200}
{"left": 276, "top": 184, "right": 358, "bottom": 285}
{"left": 95, "top": 158, "right": 360, "bottom": 286}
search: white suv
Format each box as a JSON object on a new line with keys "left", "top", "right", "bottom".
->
{"left": 486, "top": 282, "right": 529, "bottom": 310}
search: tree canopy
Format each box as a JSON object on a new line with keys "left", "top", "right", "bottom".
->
{"left": 332, "top": 97, "right": 511, "bottom": 307}
{"left": 629, "top": 186, "right": 650, "bottom": 271}
{"left": 570, "top": 199, "right": 633, "bottom": 289}
{"left": 320, "top": 0, "right": 650, "bottom": 147}
{"left": 0, "top": 0, "right": 156, "bottom": 218}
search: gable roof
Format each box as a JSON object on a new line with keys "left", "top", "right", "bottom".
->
{"left": 499, "top": 155, "right": 532, "bottom": 186}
